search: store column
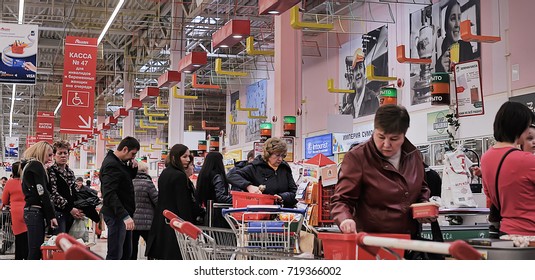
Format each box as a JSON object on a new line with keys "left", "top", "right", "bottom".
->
{"left": 95, "top": 115, "right": 106, "bottom": 167}
{"left": 167, "top": 1, "right": 185, "bottom": 147}
{"left": 80, "top": 147, "right": 88, "bottom": 169}
{"left": 274, "top": 10, "right": 302, "bottom": 160}
{"left": 122, "top": 78, "right": 135, "bottom": 138}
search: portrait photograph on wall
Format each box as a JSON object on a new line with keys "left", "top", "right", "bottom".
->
{"left": 229, "top": 90, "right": 239, "bottom": 146}
{"left": 340, "top": 25, "right": 389, "bottom": 119}
{"left": 245, "top": 79, "right": 267, "bottom": 142}
{"left": 409, "top": 0, "right": 481, "bottom": 105}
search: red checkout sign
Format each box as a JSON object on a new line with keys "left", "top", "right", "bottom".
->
{"left": 36, "top": 111, "right": 54, "bottom": 143}
{"left": 59, "top": 36, "right": 97, "bottom": 135}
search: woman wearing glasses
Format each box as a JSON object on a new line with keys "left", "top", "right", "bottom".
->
{"left": 228, "top": 137, "right": 297, "bottom": 208}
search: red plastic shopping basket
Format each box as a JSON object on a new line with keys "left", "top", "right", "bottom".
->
{"left": 317, "top": 232, "right": 410, "bottom": 260}
{"left": 41, "top": 245, "right": 66, "bottom": 260}
{"left": 230, "top": 191, "right": 277, "bottom": 220}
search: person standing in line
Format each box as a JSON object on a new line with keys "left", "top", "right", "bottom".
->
{"left": 47, "top": 140, "right": 84, "bottom": 234}
{"left": 20, "top": 141, "right": 58, "bottom": 259}
{"left": 100, "top": 136, "right": 140, "bottom": 260}
{"left": 195, "top": 152, "right": 232, "bottom": 228}
{"left": 228, "top": 150, "right": 255, "bottom": 192}
{"left": 0, "top": 162, "right": 28, "bottom": 259}
{"left": 0, "top": 176, "right": 7, "bottom": 205}
{"left": 130, "top": 161, "right": 158, "bottom": 260}
{"left": 146, "top": 144, "right": 204, "bottom": 260}
{"left": 331, "top": 105, "right": 433, "bottom": 238}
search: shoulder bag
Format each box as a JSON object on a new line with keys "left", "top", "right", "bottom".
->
{"left": 488, "top": 148, "right": 519, "bottom": 238}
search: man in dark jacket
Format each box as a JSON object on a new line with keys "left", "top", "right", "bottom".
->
{"left": 100, "top": 136, "right": 140, "bottom": 260}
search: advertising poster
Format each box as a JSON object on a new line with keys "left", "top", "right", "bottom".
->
{"left": 245, "top": 80, "right": 267, "bottom": 142}
{"left": 281, "top": 136, "right": 294, "bottom": 162}
{"left": 332, "top": 123, "right": 374, "bottom": 154}
{"left": 340, "top": 25, "right": 389, "bottom": 119}
{"left": 229, "top": 91, "right": 240, "bottom": 146}
{"left": 409, "top": 0, "right": 481, "bottom": 105}
{"left": 304, "top": 134, "right": 333, "bottom": 159}
{"left": 4, "top": 136, "right": 19, "bottom": 158}
{"left": 36, "top": 111, "right": 54, "bottom": 143}
{"left": 509, "top": 92, "right": 535, "bottom": 114}
{"left": 253, "top": 142, "right": 264, "bottom": 158}
{"left": 59, "top": 36, "right": 97, "bottom": 134}
{"left": 454, "top": 60, "right": 484, "bottom": 117}
{"left": 427, "top": 109, "right": 450, "bottom": 142}
{"left": 0, "top": 23, "right": 38, "bottom": 84}
{"left": 26, "top": 135, "right": 37, "bottom": 148}
{"left": 224, "top": 149, "right": 242, "bottom": 167}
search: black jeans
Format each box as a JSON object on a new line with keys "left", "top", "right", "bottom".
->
{"left": 15, "top": 232, "right": 28, "bottom": 260}
{"left": 130, "top": 230, "right": 149, "bottom": 260}
{"left": 103, "top": 214, "right": 132, "bottom": 260}
{"left": 23, "top": 207, "right": 45, "bottom": 260}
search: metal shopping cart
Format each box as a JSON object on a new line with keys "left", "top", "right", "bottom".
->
{"left": 0, "top": 208, "right": 15, "bottom": 255}
{"left": 222, "top": 205, "right": 306, "bottom": 253}
{"left": 168, "top": 217, "right": 313, "bottom": 260}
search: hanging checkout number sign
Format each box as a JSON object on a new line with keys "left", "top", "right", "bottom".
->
{"left": 453, "top": 60, "right": 485, "bottom": 117}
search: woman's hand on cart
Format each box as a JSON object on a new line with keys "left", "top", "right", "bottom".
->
{"left": 274, "top": 194, "right": 283, "bottom": 203}
{"left": 339, "top": 219, "right": 356, "bottom": 233}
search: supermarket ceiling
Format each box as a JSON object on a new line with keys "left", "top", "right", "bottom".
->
{"left": 0, "top": 0, "right": 432, "bottom": 145}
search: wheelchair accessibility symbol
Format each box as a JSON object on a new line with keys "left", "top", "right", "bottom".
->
{"left": 66, "top": 90, "right": 89, "bottom": 107}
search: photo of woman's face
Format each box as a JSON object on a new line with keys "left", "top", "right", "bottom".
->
{"left": 448, "top": 3, "right": 462, "bottom": 42}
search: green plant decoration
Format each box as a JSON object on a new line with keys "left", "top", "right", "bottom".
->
{"left": 445, "top": 112, "right": 460, "bottom": 151}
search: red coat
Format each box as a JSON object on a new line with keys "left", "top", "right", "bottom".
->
{"left": 2, "top": 178, "right": 27, "bottom": 235}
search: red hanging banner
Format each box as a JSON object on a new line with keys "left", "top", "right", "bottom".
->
{"left": 36, "top": 111, "right": 54, "bottom": 143}
{"left": 59, "top": 36, "right": 97, "bottom": 134}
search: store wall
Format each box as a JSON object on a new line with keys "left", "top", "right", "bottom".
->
{"left": 509, "top": 0, "right": 535, "bottom": 91}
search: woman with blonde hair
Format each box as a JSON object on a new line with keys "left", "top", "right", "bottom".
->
{"left": 20, "top": 141, "right": 58, "bottom": 259}
{"left": 228, "top": 137, "right": 297, "bottom": 208}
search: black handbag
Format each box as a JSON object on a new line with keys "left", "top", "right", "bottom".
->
{"left": 488, "top": 148, "right": 519, "bottom": 238}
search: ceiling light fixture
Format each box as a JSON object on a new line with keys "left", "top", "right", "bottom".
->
{"left": 54, "top": 100, "right": 62, "bottom": 115}
{"left": 18, "top": 0, "right": 25, "bottom": 24}
{"left": 97, "top": 0, "right": 125, "bottom": 45}
{"left": 211, "top": 19, "right": 250, "bottom": 49}
{"left": 9, "top": 86, "right": 16, "bottom": 137}
{"left": 10, "top": 0, "right": 24, "bottom": 136}
{"left": 258, "top": 0, "right": 301, "bottom": 15}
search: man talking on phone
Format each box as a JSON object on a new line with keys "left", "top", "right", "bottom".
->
{"left": 100, "top": 136, "right": 140, "bottom": 260}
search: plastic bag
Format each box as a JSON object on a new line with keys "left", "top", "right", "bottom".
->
{"left": 440, "top": 148, "right": 477, "bottom": 208}
{"left": 68, "top": 219, "right": 88, "bottom": 242}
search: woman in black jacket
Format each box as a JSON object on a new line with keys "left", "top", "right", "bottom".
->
{"left": 21, "top": 141, "right": 58, "bottom": 259}
{"left": 146, "top": 144, "right": 203, "bottom": 260}
{"left": 130, "top": 161, "right": 158, "bottom": 259}
{"left": 195, "top": 152, "right": 232, "bottom": 227}
{"left": 227, "top": 137, "right": 298, "bottom": 208}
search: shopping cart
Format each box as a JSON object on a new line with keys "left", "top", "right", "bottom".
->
{"left": 353, "top": 232, "right": 482, "bottom": 260}
{"left": 55, "top": 233, "right": 102, "bottom": 260}
{"left": 222, "top": 205, "right": 306, "bottom": 253}
{"left": 0, "top": 208, "right": 15, "bottom": 255}
{"left": 168, "top": 217, "right": 313, "bottom": 260}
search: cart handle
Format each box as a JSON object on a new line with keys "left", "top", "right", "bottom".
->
{"left": 355, "top": 233, "right": 482, "bottom": 260}
{"left": 56, "top": 233, "right": 77, "bottom": 251}
{"left": 222, "top": 205, "right": 306, "bottom": 215}
{"left": 163, "top": 209, "right": 182, "bottom": 221}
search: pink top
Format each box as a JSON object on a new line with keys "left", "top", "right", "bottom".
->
{"left": 1, "top": 178, "right": 27, "bottom": 235}
{"left": 481, "top": 147, "right": 535, "bottom": 235}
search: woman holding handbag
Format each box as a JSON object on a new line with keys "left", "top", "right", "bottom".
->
{"left": 481, "top": 101, "right": 535, "bottom": 241}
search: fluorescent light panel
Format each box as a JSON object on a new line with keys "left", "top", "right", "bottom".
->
{"left": 18, "top": 0, "right": 24, "bottom": 24}
{"left": 9, "top": 86, "right": 16, "bottom": 137}
{"left": 54, "top": 100, "right": 62, "bottom": 115}
{"left": 97, "top": 0, "right": 125, "bottom": 45}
